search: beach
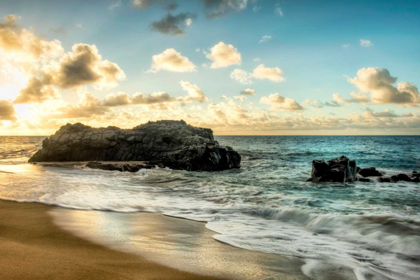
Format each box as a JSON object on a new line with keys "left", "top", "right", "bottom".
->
{"left": 0, "top": 199, "right": 308, "bottom": 280}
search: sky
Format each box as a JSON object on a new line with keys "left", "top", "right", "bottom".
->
{"left": 0, "top": 0, "right": 419, "bottom": 135}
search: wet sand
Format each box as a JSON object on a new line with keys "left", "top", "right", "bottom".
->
{"left": 0, "top": 200, "right": 221, "bottom": 280}
{"left": 0, "top": 199, "right": 309, "bottom": 280}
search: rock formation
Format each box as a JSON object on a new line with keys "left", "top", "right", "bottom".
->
{"left": 307, "top": 156, "right": 357, "bottom": 183}
{"left": 307, "top": 156, "right": 419, "bottom": 183}
{"left": 29, "top": 120, "right": 241, "bottom": 171}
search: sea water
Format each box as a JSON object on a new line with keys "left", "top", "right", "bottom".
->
{"left": 0, "top": 136, "right": 419, "bottom": 280}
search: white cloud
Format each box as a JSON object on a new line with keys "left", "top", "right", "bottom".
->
{"left": 185, "top": 18, "right": 193, "bottom": 26}
{"left": 231, "top": 64, "right": 285, "bottom": 84}
{"left": 260, "top": 93, "right": 303, "bottom": 111}
{"left": 234, "top": 95, "right": 247, "bottom": 101}
{"left": 202, "top": 0, "right": 248, "bottom": 18}
{"left": 252, "top": 64, "right": 284, "bottom": 82}
{"left": 149, "top": 48, "right": 196, "bottom": 73}
{"left": 275, "top": 4, "right": 283, "bottom": 16}
{"left": 253, "top": 5, "right": 261, "bottom": 12}
{"left": 360, "top": 39, "right": 373, "bottom": 47}
{"left": 259, "top": 35, "right": 272, "bottom": 43}
{"left": 253, "top": 58, "right": 260, "bottom": 62}
{"left": 179, "top": 81, "right": 209, "bottom": 103}
{"left": 305, "top": 99, "right": 341, "bottom": 108}
{"left": 230, "top": 68, "right": 252, "bottom": 85}
{"left": 108, "top": 0, "right": 122, "bottom": 10}
{"left": 349, "top": 67, "right": 419, "bottom": 104}
{"left": 206, "top": 42, "right": 241, "bottom": 68}
{"left": 333, "top": 92, "right": 370, "bottom": 104}
{"left": 342, "top": 44, "right": 350, "bottom": 49}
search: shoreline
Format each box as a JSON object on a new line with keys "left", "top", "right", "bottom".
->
{"left": 0, "top": 199, "right": 309, "bottom": 280}
{"left": 0, "top": 200, "right": 222, "bottom": 280}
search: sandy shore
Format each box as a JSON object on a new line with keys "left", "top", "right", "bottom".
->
{"left": 0, "top": 200, "right": 221, "bottom": 280}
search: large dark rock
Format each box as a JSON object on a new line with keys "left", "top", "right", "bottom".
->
{"left": 307, "top": 156, "right": 357, "bottom": 183}
{"left": 29, "top": 120, "right": 241, "bottom": 171}
{"left": 358, "top": 167, "right": 383, "bottom": 177}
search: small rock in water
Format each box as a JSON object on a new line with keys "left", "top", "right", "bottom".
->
{"left": 307, "top": 156, "right": 419, "bottom": 184}
{"left": 86, "top": 162, "right": 154, "bottom": 172}
{"left": 358, "top": 167, "right": 383, "bottom": 177}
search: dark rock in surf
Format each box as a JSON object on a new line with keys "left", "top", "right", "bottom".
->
{"left": 28, "top": 120, "right": 241, "bottom": 171}
{"left": 377, "top": 172, "right": 419, "bottom": 183}
{"left": 86, "top": 162, "right": 154, "bottom": 172}
{"left": 307, "top": 155, "right": 419, "bottom": 184}
{"left": 357, "top": 177, "right": 372, "bottom": 183}
{"left": 358, "top": 167, "right": 383, "bottom": 177}
{"left": 307, "top": 156, "right": 357, "bottom": 183}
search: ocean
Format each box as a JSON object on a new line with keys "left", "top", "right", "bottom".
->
{"left": 0, "top": 135, "right": 419, "bottom": 280}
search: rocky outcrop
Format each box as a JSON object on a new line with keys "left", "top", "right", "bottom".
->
{"left": 307, "top": 156, "right": 357, "bottom": 183}
{"left": 29, "top": 120, "right": 241, "bottom": 171}
{"left": 307, "top": 156, "right": 419, "bottom": 183}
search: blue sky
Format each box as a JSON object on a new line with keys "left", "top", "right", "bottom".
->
{"left": 0, "top": 0, "right": 419, "bottom": 135}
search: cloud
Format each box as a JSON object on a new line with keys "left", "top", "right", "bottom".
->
{"left": 252, "top": 64, "right": 284, "bottom": 82}
{"left": 132, "top": 91, "right": 175, "bottom": 104}
{"left": 234, "top": 95, "right": 247, "bottom": 101}
{"left": 108, "top": 0, "right": 122, "bottom": 10}
{"left": 132, "top": 0, "right": 177, "bottom": 10}
{"left": 349, "top": 67, "right": 420, "bottom": 104}
{"left": 253, "top": 5, "right": 261, "bottom": 12}
{"left": 305, "top": 99, "right": 341, "bottom": 108}
{"left": 149, "top": 48, "right": 196, "bottom": 73}
{"left": 59, "top": 93, "right": 109, "bottom": 118}
{"left": 333, "top": 92, "right": 369, "bottom": 104}
{"left": 46, "top": 43, "right": 125, "bottom": 89}
{"left": 259, "top": 35, "right": 271, "bottom": 43}
{"left": 150, "top": 13, "right": 196, "bottom": 35}
{"left": 132, "top": 0, "right": 152, "bottom": 8}
{"left": 14, "top": 77, "right": 58, "bottom": 104}
{"left": 103, "top": 92, "right": 132, "bottom": 106}
{"left": 0, "top": 14, "right": 64, "bottom": 58}
{"left": 201, "top": 0, "right": 248, "bottom": 18}
{"left": 342, "top": 44, "right": 350, "bottom": 49}
{"left": 362, "top": 108, "right": 412, "bottom": 119}
{"left": 230, "top": 68, "right": 252, "bottom": 84}
{"left": 360, "top": 39, "right": 373, "bottom": 47}
{"left": 179, "top": 81, "right": 209, "bottom": 102}
{"left": 253, "top": 58, "right": 260, "bottom": 62}
{"left": 260, "top": 93, "right": 303, "bottom": 111}
{"left": 206, "top": 42, "right": 241, "bottom": 68}
{"left": 12, "top": 43, "right": 125, "bottom": 103}
{"left": 0, "top": 100, "right": 16, "bottom": 121}
{"left": 240, "top": 88, "right": 255, "bottom": 95}
{"left": 275, "top": 4, "right": 283, "bottom": 16}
